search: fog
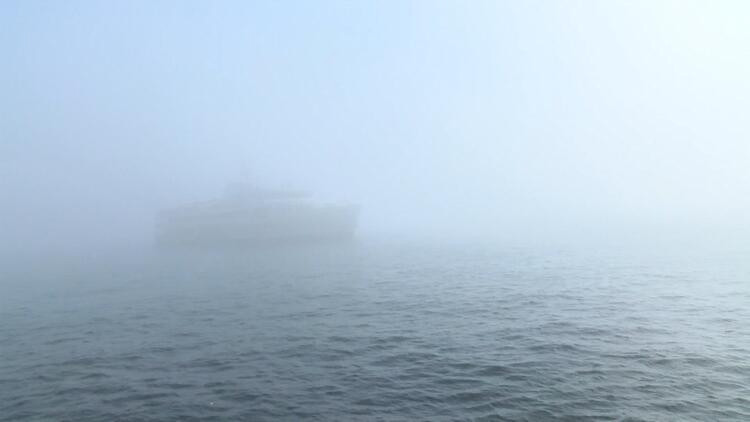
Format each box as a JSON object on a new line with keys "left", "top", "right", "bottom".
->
{"left": 3, "top": 0, "right": 750, "bottom": 259}
{"left": 5, "top": 4, "right": 750, "bottom": 420}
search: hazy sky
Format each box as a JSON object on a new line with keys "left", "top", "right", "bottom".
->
{"left": 2, "top": 0, "right": 750, "bottom": 251}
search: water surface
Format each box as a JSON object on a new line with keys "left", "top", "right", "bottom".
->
{"left": 2, "top": 240, "right": 749, "bottom": 421}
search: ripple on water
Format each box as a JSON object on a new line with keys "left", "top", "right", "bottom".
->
{"left": 2, "top": 245, "right": 750, "bottom": 421}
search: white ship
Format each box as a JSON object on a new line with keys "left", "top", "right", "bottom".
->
{"left": 156, "top": 185, "right": 358, "bottom": 247}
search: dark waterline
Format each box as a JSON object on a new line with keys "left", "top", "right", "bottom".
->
{"left": 1, "top": 240, "right": 749, "bottom": 421}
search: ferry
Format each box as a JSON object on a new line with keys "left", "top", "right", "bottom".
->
{"left": 156, "top": 185, "right": 358, "bottom": 247}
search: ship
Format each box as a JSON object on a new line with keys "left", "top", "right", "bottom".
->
{"left": 156, "top": 184, "right": 358, "bottom": 247}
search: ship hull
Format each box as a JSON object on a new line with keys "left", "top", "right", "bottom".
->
{"left": 156, "top": 204, "right": 358, "bottom": 248}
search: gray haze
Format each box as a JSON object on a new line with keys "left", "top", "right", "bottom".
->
{"left": 3, "top": 0, "right": 750, "bottom": 258}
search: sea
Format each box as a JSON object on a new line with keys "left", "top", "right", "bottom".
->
{"left": 1, "top": 238, "right": 749, "bottom": 421}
